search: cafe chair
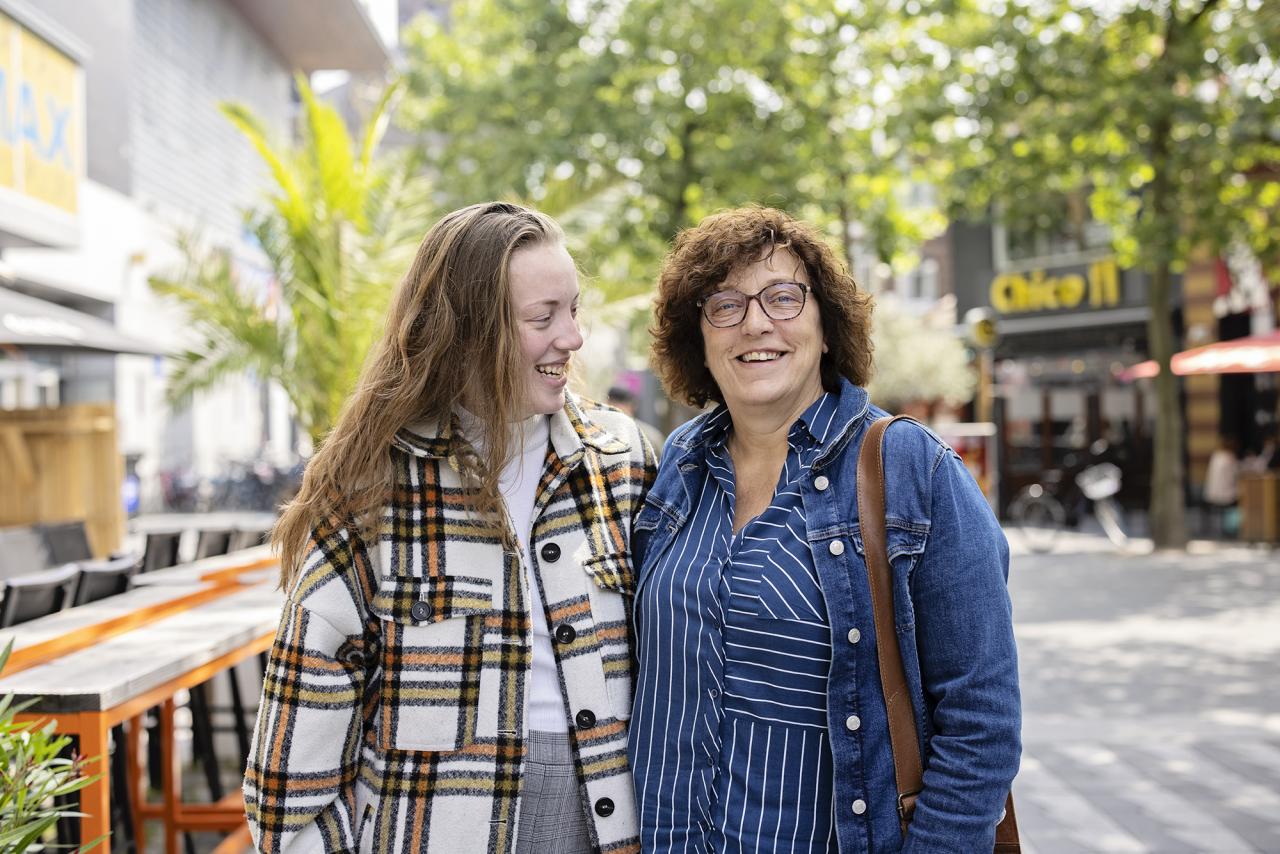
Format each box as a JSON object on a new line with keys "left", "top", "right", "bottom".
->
{"left": 193, "top": 529, "right": 232, "bottom": 561}
{"left": 0, "top": 526, "right": 53, "bottom": 578}
{"left": 0, "top": 564, "right": 79, "bottom": 627}
{"left": 228, "top": 527, "right": 269, "bottom": 553}
{"left": 140, "top": 530, "right": 182, "bottom": 573}
{"left": 37, "top": 521, "right": 94, "bottom": 565}
{"left": 72, "top": 554, "right": 142, "bottom": 607}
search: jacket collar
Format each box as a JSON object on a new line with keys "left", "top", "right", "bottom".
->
{"left": 391, "top": 392, "right": 630, "bottom": 462}
{"left": 669, "top": 378, "right": 870, "bottom": 466}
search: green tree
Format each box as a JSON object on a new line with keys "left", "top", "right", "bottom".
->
{"left": 902, "top": 0, "right": 1280, "bottom": 548}
{"left": 399, "top": 0, "right": 941, "bottom": 295}
{"left": 152, "top": 76, "right": 433, "bottom": 447}
{"left": 868, "top": 299, "right": 977, "bottom": 410}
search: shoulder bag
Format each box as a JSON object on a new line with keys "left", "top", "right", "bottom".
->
{"left": 855, "top": 414, "right": 1021, "bottom": 853}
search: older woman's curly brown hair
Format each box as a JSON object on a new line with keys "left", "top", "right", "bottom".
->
{"left": 651, "top": 205, "right": 874, "bottom": 408}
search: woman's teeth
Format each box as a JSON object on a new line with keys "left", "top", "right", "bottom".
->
{"left": 536, "top": 364, "right": 565, "bottom": 376}
{"left": 739, "top": 351, "right": 781, "bottom": 362}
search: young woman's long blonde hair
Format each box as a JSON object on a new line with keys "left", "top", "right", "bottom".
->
{"left": 273, "top": 202, "right": 564, "bottom": 589}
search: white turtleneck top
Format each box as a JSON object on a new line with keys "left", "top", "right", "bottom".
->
{"left": 457, "top": 409, "right": 567, "bottom": 734}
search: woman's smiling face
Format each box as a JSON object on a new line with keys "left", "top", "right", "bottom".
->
{"left": 509, "top": 241, "right": 583, "bottom": 418}
{"left": 701, "top": 246, "right": 826, "bottom": 418}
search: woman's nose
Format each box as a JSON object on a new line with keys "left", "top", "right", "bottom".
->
{"left": 558, "top": 317, "right": 584, "bottom": 351}
{"left": 740, "top": 296, "right": 774, "bottom": 334}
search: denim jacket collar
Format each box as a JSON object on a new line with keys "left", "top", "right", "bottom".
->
{"left": 652, "top": 379, "right": 870, "bottom": 526}
{"left": 668, "top": 379, "right": 870, "bottom": 468}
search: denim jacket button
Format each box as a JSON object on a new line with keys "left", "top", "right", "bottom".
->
{"left": 814, "top": 475, "right": 830, "bottom": 492}
{"left": 828, "top": 540, "right": 845, "bottom": 556}
{"left": 847, "top": 627, "right": 861, "bottom": 644}
{"left": 852, "top": 799, "right": 867, "bottom": 815}
{"left": 845, "top": 714, "right": 861, "bottom": 732}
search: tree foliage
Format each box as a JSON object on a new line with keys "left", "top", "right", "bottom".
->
{"left": 897, "top": 0, "right": 1280, "bottom": 547}
{"left": 399, "top": 0, "right": 946, "bottom": 297}
{"left": 152, "top": 76, "right": 433, "bottom": 446}
{"left": 869, "top": 299, "right": 978, "bottom": 409}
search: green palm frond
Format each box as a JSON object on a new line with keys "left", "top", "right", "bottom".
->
{"left": 153, "top": 78, "right": 434, "bottom": 445}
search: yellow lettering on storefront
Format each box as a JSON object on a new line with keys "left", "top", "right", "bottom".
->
{"left": 989, "top": 258, "right": 1121, "bottom": 314}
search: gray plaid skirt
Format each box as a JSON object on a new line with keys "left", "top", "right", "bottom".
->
{"left": 514, "top": 731, "right": 593, "bottom": 854}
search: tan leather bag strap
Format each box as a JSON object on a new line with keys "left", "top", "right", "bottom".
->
{"left": 856, "top": 414, "right": 1020, "bottom": 851}
{"left": 855, "top": 414, "right": 924, "bottom": 822}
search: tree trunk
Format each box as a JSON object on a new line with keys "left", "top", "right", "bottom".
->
{"left": 1145, "top": 8, "right": 1190, "bottom": 550}
{"left": 837, "top": 177, "right": 855, "bottom": 272}
{"left": 1146, "top": 262, "right": 1187, "bottom": 549}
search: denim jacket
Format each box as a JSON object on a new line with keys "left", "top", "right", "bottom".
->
{"left": 632, "top": 379, "right": 1020, "bottom": 853}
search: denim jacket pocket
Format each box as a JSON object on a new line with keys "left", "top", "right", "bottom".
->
{"left": 851, "top": 522, "right": 929, "bottom": 632}
{"left": 369, "top": 573, "right": 494, "bottom": 753}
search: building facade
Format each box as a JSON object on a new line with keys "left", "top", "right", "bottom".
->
{"left": 949, "top": 212, "right": 1161, "bottom": 514}
{"left": 0, "top": 0, "right": 388, "bottom": 509}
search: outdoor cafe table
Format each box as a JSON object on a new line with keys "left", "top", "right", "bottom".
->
{"left": 0, "top": 579, "right": 283, "bottom": 853}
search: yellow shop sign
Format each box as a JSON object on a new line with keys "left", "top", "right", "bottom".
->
{"left": 989, "top": 258, "right": 1121, "bottom": 315}
{"left": 0, "top": 12, "right": 80, "bottom": 215}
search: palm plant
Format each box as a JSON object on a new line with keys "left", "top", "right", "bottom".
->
{"left": 0, "top": 642, "right": 99, "bottom": 852}
{"left": 152, "top": 75, "right": 434, "bottom": 447}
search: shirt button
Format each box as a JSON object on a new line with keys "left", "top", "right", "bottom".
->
{"left": 814, "top": 475, "right": 830, "bottom": 491}
{"left": 554, "top": 624, "right": 577, "bottom": 644}
{"left": 846, "top": 715, "right": 861, "bottom": 732}
{"left": 828, "top": 540, "right": 845, "bottom": 556}
{"left": 594, "top": 797, "right": 615, "bottom": 817}
{"left": 410, "top": 600, "right": 433, "bottom": 622}
{"left": 847, "top": 627, "right": 861, "bottom": 644}
{"left": 539, "top": 542, "right": 561, "bottom": 563}
{"left": 708, "top": 687, "right": 719, "bottom": 699}
{"left": 575, "top": 709, "right": 596, "bottom": 729}
{"left": 852, "top": 799, "right": 867, "bottom": 815}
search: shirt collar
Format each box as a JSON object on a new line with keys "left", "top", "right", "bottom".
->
{"left": 392, "top": 392, "right": 629, "bottom": 461}
{"left": 673, "top": 378, "right": 870, "bottom": 463}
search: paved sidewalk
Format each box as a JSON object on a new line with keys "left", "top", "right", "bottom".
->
{"left": 1008, "top": 532, "right": 1280, "bottom": 852}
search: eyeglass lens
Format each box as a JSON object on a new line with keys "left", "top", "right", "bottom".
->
{"left": 703, "top": 281, "right": 807, "bottom": 327}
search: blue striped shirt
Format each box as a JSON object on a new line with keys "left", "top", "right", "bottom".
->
{"left": 631, "top": 393, "right": 842, "bottom": 853}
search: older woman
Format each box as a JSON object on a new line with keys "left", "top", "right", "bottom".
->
{"left": 629, "top": 206, "right": 1019, "bottom": 852}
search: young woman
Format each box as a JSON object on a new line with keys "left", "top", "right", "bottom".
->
{"left": 244, "top": 202, "right": 656, "bottom": 853}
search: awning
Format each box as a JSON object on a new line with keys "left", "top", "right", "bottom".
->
{"left": 1117, "top": 331, "right": 1280, "bottom": 380}
{"left": 0, "top": 288, "right": 168, "bottom": 356}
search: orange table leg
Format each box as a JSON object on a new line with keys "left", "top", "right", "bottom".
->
{"left": 76, "top": 711, "right": 111, "bottom": 852}
{"left": 125, "top": 715, "right": 147, "bottom": 854}
{"left": 161, "top": 698, "right": 179, "bottom": 854}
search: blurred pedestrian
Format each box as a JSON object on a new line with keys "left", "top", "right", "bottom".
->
{"left": 1204, "top": 435, "right": 1241, "bottom": 537}
{"left": 607, "top": 385, "right": 666, "bottom": 459}
{"left": 630, "top": 206, "right": 1020, "bottom": 852}
{"left": 244, "top": 202, "right": 656, "bottom": 853}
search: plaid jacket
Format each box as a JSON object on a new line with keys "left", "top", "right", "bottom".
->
{"left": 244, "top": 395, "right": 657, "bottom": 853}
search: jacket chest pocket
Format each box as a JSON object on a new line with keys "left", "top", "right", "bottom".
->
{"left": 370, "top": 573, "right": 495, "bottom": 753}
{"left": 581, "top": 553, "right": 636, "bottom": 722}
{"left": 850, "top": 524, "right": 928, "bottom": 632}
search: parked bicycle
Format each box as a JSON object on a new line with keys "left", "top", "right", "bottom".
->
{"left": 1008, "top": 439, "right": 1130, "bottom": 552}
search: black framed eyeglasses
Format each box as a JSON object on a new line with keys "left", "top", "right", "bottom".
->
{"left": 696, "top": 281, "right": 812, "bottom": 328}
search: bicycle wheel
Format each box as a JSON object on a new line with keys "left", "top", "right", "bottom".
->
{"left": 1009, "top": 486, "right": 1066, "bottom": 553}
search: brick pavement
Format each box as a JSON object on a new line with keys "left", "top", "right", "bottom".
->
{"left": 1008, "top": 532, "right": 1280, "bottom": 853}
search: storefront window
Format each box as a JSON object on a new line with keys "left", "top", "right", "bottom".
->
{"left": 996, "top": 191, "right": 1112, "bottom": 268}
